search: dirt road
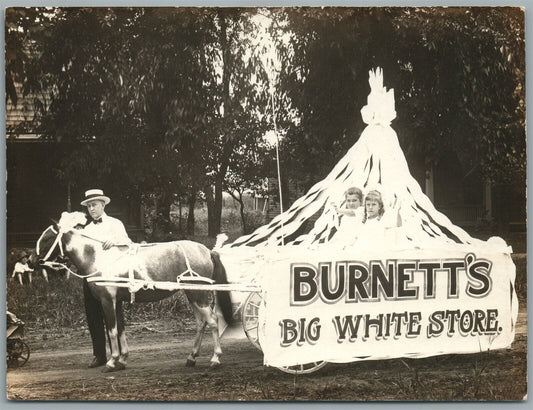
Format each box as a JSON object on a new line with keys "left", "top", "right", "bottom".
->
{"left": 6, "top": 309, "right": 527, "bottom": 401}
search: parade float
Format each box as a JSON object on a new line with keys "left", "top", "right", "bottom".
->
{"left": 218, "top": 68, "right": 518, "bottom": 372}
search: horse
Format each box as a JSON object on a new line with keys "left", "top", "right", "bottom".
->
{"left": 35, "top": 211, "right": 233, "bottom": 372}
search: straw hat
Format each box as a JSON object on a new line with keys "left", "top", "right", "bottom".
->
{"left": 80, "top": 189, "right": 111, "bottom": 206}
{"left": 18, "top": 250, "right": 29, "bottom": 261}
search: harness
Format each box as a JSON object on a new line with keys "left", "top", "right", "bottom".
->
{"left": 37, "top": 226, "right": 101, "bottom": 280}
{"left": 38, "top": 225, "right": 214, "bottom": 303}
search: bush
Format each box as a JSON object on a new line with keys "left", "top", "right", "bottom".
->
{"left": 181, "top": 206, "right": 267, "bottom": 239}
{"left": 243, "top": 210, "right": 267, "bottom": 234}
{"left": 7, "top": 275, "right": 86, "bottom": 330}
{"left": 6, "top": 271, "right": 193, "bottom": 336}
{"left": 122, "top": 292, "right": 190, "bottom": 323}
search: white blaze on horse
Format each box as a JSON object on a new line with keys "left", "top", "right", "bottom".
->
{"left": 35, "top": 211, "right": 233, "bottom": 371}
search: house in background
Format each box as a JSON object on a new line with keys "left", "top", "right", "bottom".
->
{"left": 6, "top": 85, "right": 144, "bottom": 248}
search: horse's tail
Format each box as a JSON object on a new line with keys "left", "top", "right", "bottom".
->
{"left": 211, "top": 251, "right": 233, "bottom": 325}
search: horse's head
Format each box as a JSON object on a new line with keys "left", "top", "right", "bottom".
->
{"left": 36, "top": 211, "right": 89, "bottom": 265}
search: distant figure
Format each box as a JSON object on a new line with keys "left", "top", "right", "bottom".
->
{"left": 332, "top": 187, "right": 364, "bottom": 244}
{"left": 27, "top": 249, "right": 48, "bottom": 282}
{"left": 11, "top": 251, "right": 34, "bottom": 285}
{"left": 80, "top": 188, "right": 132, "bottom": 370}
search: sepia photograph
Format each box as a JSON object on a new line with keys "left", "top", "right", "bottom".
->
{"left": 4, "top": 5, "right": 527, "bottom": 401}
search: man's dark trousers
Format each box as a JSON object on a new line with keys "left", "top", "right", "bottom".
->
{"left": 83, "top": 279, "right": 107, "bottom": 361}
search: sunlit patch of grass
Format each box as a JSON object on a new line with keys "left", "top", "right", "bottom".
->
{"left": 7, "top": 276, "right": 86, "bottom": 330}
{"left": 7, "top": 273, "right": 195, "bottom": 339}
{"left": 175, "top": 205, "right": 266, "bottom": 243}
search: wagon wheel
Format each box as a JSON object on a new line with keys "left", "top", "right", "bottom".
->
{"left": 278, "top": 360, "right": 327, "bottom": 375}
{"left": 241, "top": 291, "right": 262, "bottom": 350}
{"left": 241, "top": 292, "right": 327, "bottom": 374}
{"left": 7, "top": 340, "right": 30, "bottom": 368}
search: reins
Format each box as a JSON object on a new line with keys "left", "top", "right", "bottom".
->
{"left": 40, "top": 260, "right": 101, "bottom": 280}
{"left": 78, "top": 231, "right": 131, "bottom": 247}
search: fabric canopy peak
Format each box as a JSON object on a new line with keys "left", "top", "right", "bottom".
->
{"left": 223, "top": 68, "right": 511, "bottom": 255}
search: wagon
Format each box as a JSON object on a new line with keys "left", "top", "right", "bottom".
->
{"left": 195, "top": 67, "right": 518, "bottom": 371}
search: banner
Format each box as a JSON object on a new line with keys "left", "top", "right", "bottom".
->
{"left": 258, "top": 247, "right": 518, "bottom": 368}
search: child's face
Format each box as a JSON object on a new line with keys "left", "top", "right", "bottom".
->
{"left": 366, "top": 198, "right": 380, "bottom": 219}
{"left": 345, "top": 194, "right": 361, "bottom": 209}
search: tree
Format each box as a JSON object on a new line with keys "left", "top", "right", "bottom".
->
{"left": 5, "top": 8, "right": 49, "bottom": 107}
{"left": 202, "top": 8, "right": 271, "bottom": 236}
{"left": 16, "top": 7, "right": 271, "bottom": 237}
{"left": 224, "top": 136, "right": 272, "bottom": 233}
{"left": 272, "top": 7, "right": 525, "bottom": 194}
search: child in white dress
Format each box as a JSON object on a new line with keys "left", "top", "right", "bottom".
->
{"left": 332, "top": 187, "right": 364, "bottom": 245}
{"left": 357, "top": 189, "right": 403, "bottom": 248}
{"left": 12, "top": 251, "right": 34, "bottom": 285}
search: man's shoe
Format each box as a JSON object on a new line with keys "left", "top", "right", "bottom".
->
{"left": 88, "top": 357, "right": 107, "bottom": 368}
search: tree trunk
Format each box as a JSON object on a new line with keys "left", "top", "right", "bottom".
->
{"left": 238, "top": 194, "right": 247, "bottom": 234}
{"left": 205, "top": 12, "right": 234, "bottom": 237}
{"left": 210, "top": 177, "right": 224, "bottom": 236}
{"left": 492, "top": 184, "right": 506, "bottom": 232}
{"left": 219, "top": 11, "right": 232, "bottom": 118}
{"left": 178, "top": 198, "right": 182, "bottom": 233}
{"left": 187, "top": 190, "right": 196, "bottom": 236}
{"left": 156, "top": 190, "right": 172, "bottom": 236}
{"left": 205, "top": 184, "right": 216, "bottom": 236}
{"left": 228, "top": 190, "right": 247, "bottom": 234}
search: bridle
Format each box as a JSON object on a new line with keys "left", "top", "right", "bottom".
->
{"left": 36, "top": 224, "right": 101, "bottom": 279}
{"left": 36, "top": 225, "right": 64, "bottom": 262}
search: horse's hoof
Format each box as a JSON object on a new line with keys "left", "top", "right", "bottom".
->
{"left": 186, "top": 359, "right": 196, "bottom": 367}
{"left": 102, "top": 366, "right": 117, "bottom": 373}
{"left": 102, "top": 362, "right": 126, "bottom": 373}
{"left": 210, "top": 361, "right": 221, "bottom": 369}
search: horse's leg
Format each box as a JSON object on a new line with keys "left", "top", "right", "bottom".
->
{"left": 100, "top": 293, "right": 124, "bottom": 372}
{"left": 186, "top": 302, "right": 207, "bottom": 367}
{"left": 116, "top": 300, "right": 129, "bottom": 367}
{"left": 41, "top": 268, "right": 48, "bottom": 282}
{"left": 191, "top": 299, "right": 222, "bottom": 368}
{"left": 187, "top": 321, "right": 207, "bottom": 367}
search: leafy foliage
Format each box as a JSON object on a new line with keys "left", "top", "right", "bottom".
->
{"left": 272, "top": 7, "right": 525, "bottom": 188}
{"left": 13, "top": 7, "right": 272, "bottom": 235}
{"left": 7, "top": 7, "right": 525, "bottom": 233}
